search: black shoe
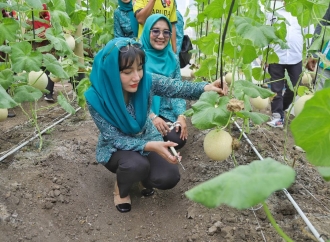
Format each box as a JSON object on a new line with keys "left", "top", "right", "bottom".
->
{"left": 141, "top": 188, "right": 155, "bottom": 197}
{"left": 115, "top": 203, "right": 131, "bottom": 213}
{"left": 44, "top": 93, "right": 55, "bottom": 103}
{"left": 7, "top": 111, "right": 16, "bottom": 118}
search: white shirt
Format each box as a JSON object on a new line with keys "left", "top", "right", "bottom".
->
{"left": 267, "top": 9, "right": 312, "bottom": 65}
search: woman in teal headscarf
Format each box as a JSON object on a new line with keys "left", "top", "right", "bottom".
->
{"left": 140, "top": 14, "right": 187, "bottom": 149}
{"left": 84, "top": 37, "right": 227, "bottom": 213}
{"left": 114, "top": 0, "right": 138, "bottom": 38}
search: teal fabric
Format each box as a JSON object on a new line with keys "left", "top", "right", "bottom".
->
{"left": 320, "top": 41, "right": 330, "bottom": 70}
{"left": 118, "top": 0, "right": 138, "bottom": 37}
{"left": 140, "top": 14, "right": 177, "bottom": 115}
{"left": 84, "top": 37, "right": 152, "bottom": 135}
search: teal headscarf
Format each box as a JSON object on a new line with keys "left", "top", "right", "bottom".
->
{"left": 140, "top": 14, "right": 177, "bottom": 115}
{"left": 84, "top": 37, "right": 152, "bottom": 135}
{"left": 118, "top": 0, "right": 138, "bottom": 37}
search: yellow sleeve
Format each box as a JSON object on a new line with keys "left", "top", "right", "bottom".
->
{"left": 133, "top": 0, "right": 146, "bottom": 13}
{"left": 169, "top": 4, "right": 177, "bottom": 23}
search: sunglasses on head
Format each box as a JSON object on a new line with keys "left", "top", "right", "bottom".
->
{"left": 102, "top": 39, "right": 142, "bottom": 62}
{"left": 150, "top": 29, "right": 172, "bottom": 38}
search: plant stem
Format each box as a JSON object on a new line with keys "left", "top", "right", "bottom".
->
{"left": 262, "top": 202, "right": 294, "bottom": 242}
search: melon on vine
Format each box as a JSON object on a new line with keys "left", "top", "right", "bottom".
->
{"left": 203, "top": 129, "right": 233, "bottom": 161}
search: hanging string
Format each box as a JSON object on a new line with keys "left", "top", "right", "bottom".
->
{"left": 218, "top": 0, "right": 236, "bottom": 89}
{"left": 215, "top": 17, "right": 222, "bottom": 80}
{"left": 31, "top": 8, "right": 36, "bottom": 50}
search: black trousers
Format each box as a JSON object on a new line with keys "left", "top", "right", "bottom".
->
{"left": 105, "top": 150, "right": 180, "bottom": 198}
{"left": 160, "top": 116, "right": 187, "bottom": 150}
{"left": 268, "top": 61, "right": 302, "bottom": 118}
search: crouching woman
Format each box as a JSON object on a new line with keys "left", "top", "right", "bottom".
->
{"left": 84, "top": 38, "right": 227, "bottom": 213}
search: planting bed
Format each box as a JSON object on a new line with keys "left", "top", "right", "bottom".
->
{"left": 0, "top": 94, "right": 329, "bottom": 242}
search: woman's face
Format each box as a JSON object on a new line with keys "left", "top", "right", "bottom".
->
{"left": 121, "top": 0, "right": 131, "bottom": 3}
{"left": 120, "top": 58, "right": 143, "bottom": 93}
{"left": 149, "top": 19, "right": 171, "bottom": 51}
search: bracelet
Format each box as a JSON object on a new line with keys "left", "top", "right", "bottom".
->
{"left": 178, "top": 114, "right": 186, "bottom": 120}
{"left": 151, "top": 114, "right": 158, "bottom": 121}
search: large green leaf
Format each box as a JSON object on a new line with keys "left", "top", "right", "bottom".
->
{"left": 47, "top": 0, "right": 71, "bottom": 27}
{"left": 241, "top": 45, "right": 258, "bottom": 64}
{"left": 237, "top": 111, "right": 270, "bottom": 125}
{"left": 43, "top": 54, "right": 69, "bottom": 79}
{"left": 57, "top": 93, "right": 76, "bottom": 114}
{"left": 317, "top": 167, "right": 330, "bottom": 182}
{"left": 193, "top": 58, "right": 217, "bottom": 78}
{"left": 76, "top": 78, "right": 91, "bottom": 108}
{"left": 0, "top": 85, "right": 18, "bottom": 108}
{"left": 191, "top": 92, "right": 231, "bottom": 130}
{"left": 0, "top": 69, "right": 15, "bottom": 90}
{"left": 10, "top": 42, "right": 43, "bottom": 73}
{"left": 25, "top": 0, "right": 43, "bottom": 9}
{"left": 234, "top": 16, "right": 279, "bottom": 47}
{"left": 195, "top": 33, "right": 219, "bottom": 56}
{"left": 13, "top": 85, "right": 43, "bottom": 103}
{"left": 290, "top": 89, "right": 330, "bottom": 167}
{"left": 185, "top": 158, "right": 296, "bottom": 209}
{"left": 203, "top": 0, "right": 238, "bottom": 19}
{"left": 235, "top": 80, "right": 274, "bottom": 98}
{"left": 0, "top": 18, "right": 20, "bottom": 45}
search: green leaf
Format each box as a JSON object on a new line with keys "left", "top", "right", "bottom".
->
{"left": 48, "top": 0, "right": 71, "bottom": 27}
{"left": 317, "top": 167, "right": 330, "bottom": 182}
{"left": 194, "top": 57, "right": 217, "bottom": 78}
{"left": 0, "top": 69, "right": 15, "bottom": 90}
{"left": 10, "top": 42, "right": 43, "bottom": 73}
{"left": 13, "top": 85, "right": 43, "bottom": 103}
{"left": 195, "top": 33, "right": 219, "bottom": 56}
{"left": 235, "top": 80, "right": 274, "bottom": 98}
{"left": 203, "top": 0, "right": 238, "bottom": 19}
{"left": 43, "top": 54, "right": 69, "bottom": 79}
{"left": 57, "top": 93, "right": 76, "bottom": 114}
{"left": 76, "top": 78, "right": 91, "bottom": 108}
{"left": 241, "top": 45, "right": 258, "bottom": 64}
{"left": 185, "top": 158, "right": 296, "bottom": 209}
{"left": 70, "top": 10, "right": 87, "bottom": 25}
{"left": 191, "top": 92, "right": 231, "bottom": 130}
{"left": 25, "top": 0, "right": 43, "bottom": 9}
{"left": 0, "top": 85, "right": 18, "bottom": 108}
{"left": 297, "top": 86, "right": 310, "bottom": 97}
{"left": 234, "top": 16, "right": 279, "bottom": 47}
{"left": 237, "top": 111, "right": 270, "bottom": 125}
{"left": 252, "top": 67, "right": 270, "bottom": 81}
{"left": 290, "top": 89, "right": 330, "bottom": 167}
{"left": 0, "top": 18, "right": 20, "bottom": 44}
{"left": 183, "top": 108, "right": 194, "bottom": 117}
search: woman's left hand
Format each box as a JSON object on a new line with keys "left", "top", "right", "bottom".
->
{"left": 204, "top": 79, "right": 228, "bottom": 96}
{"left": 176, "top": 116, "right": 188, "bottom": 140}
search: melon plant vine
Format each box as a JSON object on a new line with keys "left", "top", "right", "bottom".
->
{"left": 0, "top": 0, "right": 117, "bottom": 149}
{"left": 184, "top": 0, "right": 330, "bottom": 241}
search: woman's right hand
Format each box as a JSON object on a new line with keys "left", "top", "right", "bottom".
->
{"left": 152, "top": 117, "right": 171, "bottom": 136}
{"left": 144, "top": 141, "right": 181, "bottom": 164}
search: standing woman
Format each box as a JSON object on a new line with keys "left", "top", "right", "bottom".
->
{"left": 114, "top": 0, "right": 138, "bottom": 38}
{"left": 84, "top": 38, "right": 227, "bottom": 213}
{"left": 140, "top": 14, "right": 187, "bottom": 149}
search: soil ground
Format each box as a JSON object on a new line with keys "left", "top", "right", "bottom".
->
{"left": 0, "top": 82, "right": 330, "bottom": 242}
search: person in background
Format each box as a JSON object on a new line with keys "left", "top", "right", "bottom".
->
{"left": 84, "top": 37, "right": 227, "bottom": 213}
{"left": 1, "top": 9, "right": 18, "bottom": 117}
{"left": 306, "top": 7, "right": 330, "bottom": 91}
{"left": 265, "top": 2, "right": 305, "bottom": 128}
{"left": 134, "top": 0, "right": 177, "bottom": 53}
{"left": 140, "top": 14, "right": 187, "bottom": 149}
{"left": 114, "top": 0, "right": 138, "bottom": 38}
{"left": 174, "top": 1, "right": 184, "bottom": 55}
{"left": 26, "top": 3, "right": 55, "bottom": 102}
